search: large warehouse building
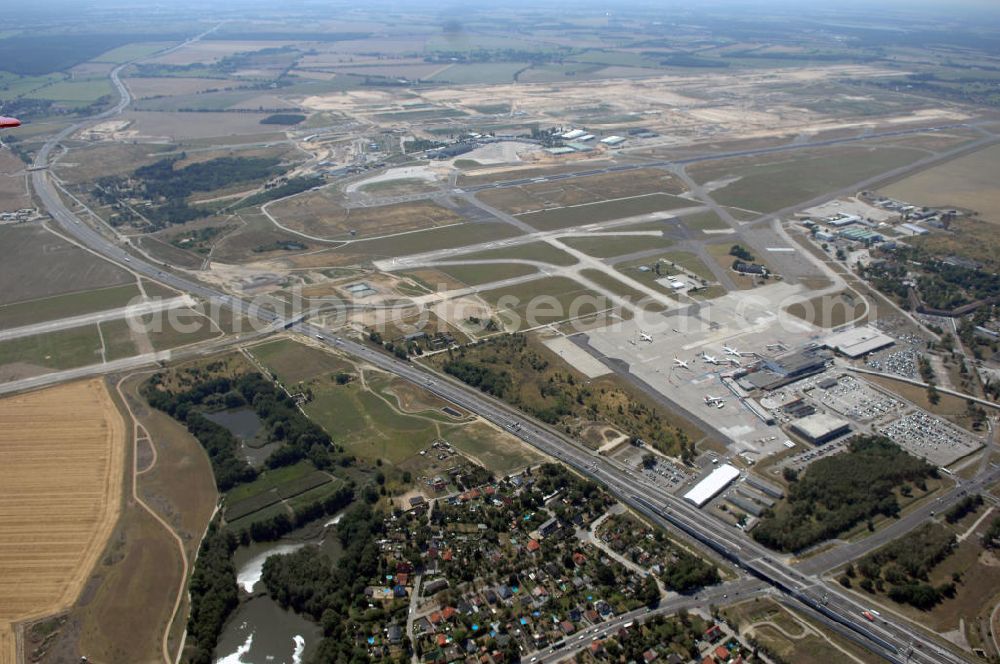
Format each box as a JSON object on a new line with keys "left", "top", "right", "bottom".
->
{"left": 821, "top": 325, "right": 895, "bottom": 358}
{"left": 683, "top": 464, "right": 741, "bottom": 507}
{"left": 790, "top": 412, "right": 851, "bottom": 444}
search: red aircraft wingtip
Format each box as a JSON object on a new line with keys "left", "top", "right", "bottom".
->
{"left": 0, "top": 116, "right": 21, "bottom": 128}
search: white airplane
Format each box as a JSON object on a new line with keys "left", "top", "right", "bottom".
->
{"left": 727, "top": 357, "right": 742, "bottom": 367}
{"left": 701, "top": 352, "right": 720, "bottom": 365}
{"left": 704, "top": 395, "right": 725, "bottom": 407}
{"left": 639, "top": 331, "right": 653, "bottom": 342}
{"left": 723, "top": 346, "right": 741, "bottom": 356}
{"left": 673, "top": 358, "right": 690, "bottom": 369}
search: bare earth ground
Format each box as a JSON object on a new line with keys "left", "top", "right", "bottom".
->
{"left": 0, "top": 379, "right": 125, "bottom": 664}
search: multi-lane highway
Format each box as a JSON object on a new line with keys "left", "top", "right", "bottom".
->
{"left": 22, "top": 42, "right": 990, "bottom": 664}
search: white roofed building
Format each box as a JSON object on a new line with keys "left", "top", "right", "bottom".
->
{"left": 683, "top": 464, "right": 740, "bottom": 507}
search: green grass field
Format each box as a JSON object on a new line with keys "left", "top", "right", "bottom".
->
{"left": 516, "top": 193, "right": 693, "bottom": 231}
{"left": 429, "top": 62, "right": 530, "bottom": 85}
{"left": 664, "top": 251, "right": 717, "bottom": 281}
{"left": 691, "top": 146, "right": 928, "bottom": 214}
{"left": 29, "top": 78, "right": 113, "bottom": 103}
{"left": 432, "top": 262, "right": 538, "bottom": 287}
{"left": 305, "top": 381, "right": 441, "bottom": 465}
{"left": 225, "top": 460, "right": 315, "bottom": 503}
{"left": 339, "top": 222, "right": 523, "bottom": 260}
{"left": 680, "top": 211, "right": 731, "bottom": 232}
{"left": 98, "top": 318, "right": 140, "bottom": 361}
{"left": 614, "top": 251, "right": 716, "bottom": 293}
{"left": 374, "top": 108, "right": 468, "bottom": 121}
{"left": 443, "top": 421, "right": 543, "bottom": 474}
{"left": 579, "top": 268, "right": 668, "bottom": 312}
{"left": 92, "top": 41, "right": 174, "bottom": 63}
{"left": 143, "top": 308, "right": 221, "bottom": 350}
{"left": 250, "top": 337, "right": 354, "bottom": 385}
{"left": 0, "top": 325, "right": 102, "bottom": 370}
{"left": 0, "top": 283, "right": 142, "bottom": 329}
{"left": 457, "top": 241, "right": 578, "bottom": 266}
{"left": 560, "top": 234, "right": 673, "bottom": 258}
{"left": 0, "top": 73, "right": 65, "bottom": 101}
{"left": 478, "top": 276, "right": 608, "bottom": 330}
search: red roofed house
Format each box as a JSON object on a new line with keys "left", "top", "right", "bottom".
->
{"left": 714, "top": 645, "right": 730, "bottom": 661}
{"left": 442, "top": 549, "right": 454, "bottom": 562}
{"left": 526, "top": 539, "right": 540, "bottom": 553}
{"left": 643, "top": 649, "right": 658, "bottom": 663}
{"left": 442, "top": 606, "right": 457, "bottom": 621}
{"left": 572, "top": 552, "right": 587, "bottom": 566}
{"left": 429, "top": 611, "right": 443, "bottom": 625}
{"left": 704, "top": 624, "right": 723, "bottom": 642}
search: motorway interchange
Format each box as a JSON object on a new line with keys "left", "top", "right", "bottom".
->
{"left": 23, "top": 44, "right": 1000, "bottom": 664}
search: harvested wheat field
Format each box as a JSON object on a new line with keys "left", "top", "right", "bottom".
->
{"left": 0, "top": 379, "right": 125, "bottom": 664}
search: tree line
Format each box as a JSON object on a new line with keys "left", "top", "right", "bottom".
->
{"left": 187, "top": 520, "right": 239, "bottom": 664}
{"left": 142, "top": 371, "right": 349, "bottom": 491}
{"left": 753, "top": 436, "right": 937, "bottom": 552}
{"left": 263, "top": 502, "right": 392, "bottom": 663}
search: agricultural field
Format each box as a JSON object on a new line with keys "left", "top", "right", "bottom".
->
{"left": 266, "top": 191, "right": 464, "bottom": 240}
{"left": 92, "top": 41, "right": 175, "bottom": 64}
{"left": 428, "top": 62, "right": 531, "bottom": 85}
{"left": 224, "top": 461, "right": 338, "bottom": 524}
{"left": 880, "top": 143, "right": 1000, "bottom": 223}
{"left": 115, "top": 111, "right": 281, "bottom": 141}
{"left": 688, "top": 146, "right": 930, "bottom": 214}
{"left": 124, "top": 76, "right": 238, "bottom": 99}
{"left": 0, "top": 379, "right": 125, "bottom": 664}
{"left": 0, "top": 224, "right": 135, "bottom": 308}
{"left": 28, "top": 78, "right": 113, "bottom": 105}
{"left": 52, "top": 143, "right": 174, "bottom": 185}
{"left": 516, "top": 193, "right": 694, "bottom": 231}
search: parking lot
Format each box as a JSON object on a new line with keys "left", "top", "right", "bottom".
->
{"left": 611, "top": 444, "right": 694, "bottom": 492}
{"left": 878, "top": 411, "right": 983, "bottom": 466}
{"left": 806, "top": 374, "right": 904, "bottom": 423}
{"left": 865, "top": 316, "right": 931, "bottom": 379}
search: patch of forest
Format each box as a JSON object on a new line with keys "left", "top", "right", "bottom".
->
{"left": 752, "top": 436, "right": 938, "bottom": 552}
